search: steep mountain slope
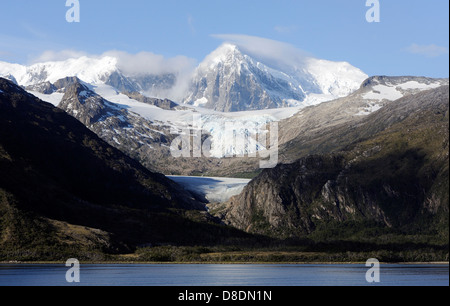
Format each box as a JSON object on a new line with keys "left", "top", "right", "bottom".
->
{"left": 183, "top": 43, "right": 367, "bottom": 112}
{"left": 215, "top": 86, "right": 449, "bottom": 240}
{"left": 278, "top": 76, "right": 449, "bottom": 163}
{"left": 0, "top": 78, "right": 252, "bottom": 260}
{"left": 55, "top": 79, "right": 222, "bottom": 175}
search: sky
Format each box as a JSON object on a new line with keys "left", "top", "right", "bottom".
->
{"left": 0, "top": 0, "right": 448, "bottom": 78}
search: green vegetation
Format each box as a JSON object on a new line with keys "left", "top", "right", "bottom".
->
{"left": 131, "top": 245, "right": 448, "bottom": 264}
{"left": 126, "top": 218, "right": 449, "bottom": 263}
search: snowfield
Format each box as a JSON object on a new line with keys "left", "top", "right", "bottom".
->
{"left": 94, "top": 84, "right": 300, "bottom": 158}
{"left": 0, "top": 57, "right": 118, "bottom": 86}
{"left": 21, "top": 82, "right": 302, "bottom": 158}
{"left": 27, "top": 91, "right": 65, "bottom": 107}
{"left": 2, "top": 55, "right": 448, "bottom": 162}
{"left": 22, "top": 76, "right": 448, "bottom": 158}
{"left": 363, "top": 81, "right": 444, "bottom": 102}
{"left": 363, "top": 84, "right": 404, "bottom": 101}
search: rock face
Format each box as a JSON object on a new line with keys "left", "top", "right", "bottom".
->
{"left": 59, "top": 81, "right": 120, "bottom": 126}
{"left": 123, "top": 91, "right": 180, "bottom": 110}
{"left": 53, "top": 76, "right": 83, "bottom": 91}
{"left": 105, "top": 71, "right": 176, "bottom": 96}
{"left": 184, "top": 44, "right": 303, "bottom": 111}
{"left": 57, "top": 79, "right": 181, "bottom": 172}
{"left": 25, "top": 81, "right": 56, "bottom": 94}
{"left": 217, "top": 86, "right": 449, "bottom": 239}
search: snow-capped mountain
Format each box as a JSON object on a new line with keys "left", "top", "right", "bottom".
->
{"left": 2, "top": 45, "right": 448, "bottom": 177}
{"left": 1, "top": 44, "right": 368, "bottom": 113}
{"left": 0, "top": 57, "right": 176, "bottom": 99}
{"left": 183, "top": 43, "right": 368, "bottom": 112}
{"left": 0, "top": 56, "right": 117, "bottom": 86}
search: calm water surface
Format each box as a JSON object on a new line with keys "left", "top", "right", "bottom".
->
{"left": 0, "top": 264, "right": 448, "bottom": 286}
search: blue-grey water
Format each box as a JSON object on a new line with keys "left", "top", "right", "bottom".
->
{"left": 0, "top": 264, "right": 448, "bottom": 286}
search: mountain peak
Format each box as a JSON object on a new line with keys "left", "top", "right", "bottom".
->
{"left": 199, "top": 43, "right": 245, "bottom": 71}
{"left": 184, "top": 43, "right": 368, "bottom": 112}
{"left": 217, "top": 43, "right": 240, "bottom": 53}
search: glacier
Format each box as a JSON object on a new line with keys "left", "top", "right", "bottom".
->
{"left": 167, "top": 176, "right": 251, "bottom": 203}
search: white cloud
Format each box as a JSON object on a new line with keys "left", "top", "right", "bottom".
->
{"left": 103, "top": 50, "right": 196, "bottom": 76}
{"left": 102, "top": 50, "right": 197, "bottom": 101}
{"left": 210, "top": 34, "right": 314, "bottom": 72}
{"left": 187, "top": 14, "right": 196, "bottom": 34}
{"left": 32, "top": 50, "right": 89, "bottom": 63}
{"left": 406, "top": 44, "right": 449, "bottom": 58}
{"left": 31, "top": 49, "right": 196, "bottom": 76}
{"left": 274, "top": 25, "right": 298, "bottom": 34}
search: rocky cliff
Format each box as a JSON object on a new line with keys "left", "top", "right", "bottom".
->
{"left": 216, "top": 86, "right": 449, "bottom": 240}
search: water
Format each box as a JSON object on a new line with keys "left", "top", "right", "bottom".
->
{"left": 0, "top": 264, "right": 448, "bottom": 286}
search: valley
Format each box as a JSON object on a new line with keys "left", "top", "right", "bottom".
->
{"left": 0, "top": 42, "right": 449, "bottom": 263}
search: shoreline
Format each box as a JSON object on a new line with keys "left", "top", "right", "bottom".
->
{"left": 1, "top": 261, "right": 448, "bottom": 265}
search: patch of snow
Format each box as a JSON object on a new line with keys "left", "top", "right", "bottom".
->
{"left": 363, "top": 85, "right": 404, "bottom": 101}
{"left": 397, "top": 81, "right": 441, "bottom": 90}
{"left": 363, "top": 80, "right": 446, "bottom": 102}
{"left": 27, "top": 91, "right": 65, "bottom": 106}
{"left": 193, "top": 97, "right": 208, "bottom": 106}
{"left": 79, "top": 90, "right": 89, "bottom": 97}
{"left": 112, "top": 137, "right": 121, "bottom": 145}
{"left": 355, "top": 103, "right": 383, "bottom": 116}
